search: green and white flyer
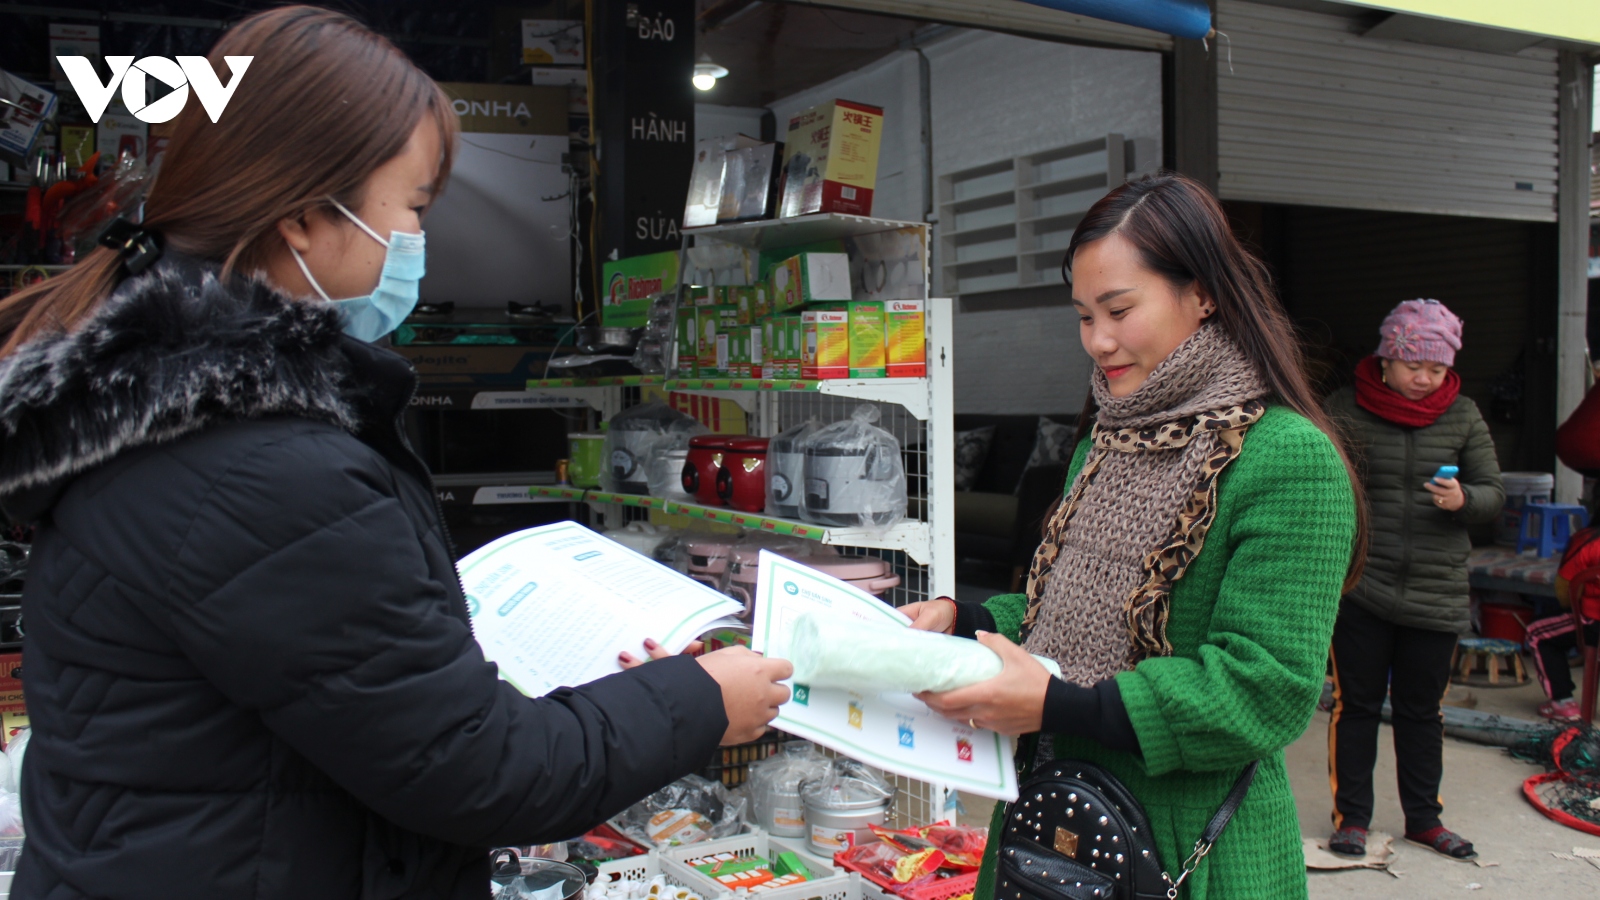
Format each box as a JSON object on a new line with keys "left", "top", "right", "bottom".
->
{"left": 752, "top": 551, "right": 1021, "bottom": 801}
{"left": 459, "top": 522, "right": 743, "bottom": 697}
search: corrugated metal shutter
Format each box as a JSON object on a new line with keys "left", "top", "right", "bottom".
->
{"left": 791, "top": 1, "right": 1173, "bottom": 51}
{"left": 1216, "top": 0, "right": 1560, "bottom": 222}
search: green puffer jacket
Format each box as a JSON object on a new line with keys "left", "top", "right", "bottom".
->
{"left": 974, "top": 406, "right": 1357, "bottom": 900}
{"left": 1325, "top": 385, "right": 1504, "bottom": 634}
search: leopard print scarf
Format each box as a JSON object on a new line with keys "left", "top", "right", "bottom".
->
{"left": 1020, "top": 324, "right": 1268, "bottom": 681}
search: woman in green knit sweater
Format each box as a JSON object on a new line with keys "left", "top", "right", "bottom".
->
{"left": 901, "top": 174, "right": 1362, "bottom": 899}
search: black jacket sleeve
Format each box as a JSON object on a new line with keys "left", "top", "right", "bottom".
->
{"left": 951, "top": 600, "right": 997, "bottom": 638}
{"left": 157, "top": 428, "right": 726, "bottom": 847}
{"left": 1040, "top": 678, "right": 1140, "bottom": 753}
{"left": 950, "top": 599, "right": 1137, "bottom": 751}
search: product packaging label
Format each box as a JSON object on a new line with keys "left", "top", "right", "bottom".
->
{"left": 809, "top": 823, "right": 856, "bottom": 852}
{"left": 675, "top": 305, "right": 698, "bottom": 377}
{"left": 846, "top": 301, "right": 886, "bottom": 378}
{"left": 802, "top": 310, "right": 849, "bottom": 380}
{"left": 886, "top": 299, "right": 927, "bottom": 377}
{"left": 602, "top": 251, "right": 680, "bottom": 328}
{"left": 750, "top": 325, "right": 765, "bottom": 378}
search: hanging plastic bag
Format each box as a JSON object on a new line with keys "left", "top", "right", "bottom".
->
{"left": 746, "top": 741, "right": 830, "bottom": 837}
{"left": 604, "top": 402, "right": 707, "bottom": 494}
{"left": 613, "top": 774, "right": 749, "bottom": 848}
{"left": 788, "top": 611, "right": 1063, "bottom": 695}
{"left": 800, "top": 406, "right": 906, "bottom": 529}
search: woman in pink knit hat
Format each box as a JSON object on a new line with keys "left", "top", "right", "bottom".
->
{"left": 1322, "top": 299, "right": 1504, "bottom": 862}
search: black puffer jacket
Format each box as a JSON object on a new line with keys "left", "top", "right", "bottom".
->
{"left": 0, "top": 254, "right": 726, "bottom": 900}
{"left": 1326, "top": 385, "right": 1504, "bottom": 633}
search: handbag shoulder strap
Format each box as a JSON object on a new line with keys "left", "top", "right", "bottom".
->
{"left": 1170, "top": 760, "right": 1259, "bottom": 893}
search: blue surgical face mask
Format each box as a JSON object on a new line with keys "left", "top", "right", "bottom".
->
{"left": 289, "top": 198, "right": 425, "bottom": 342}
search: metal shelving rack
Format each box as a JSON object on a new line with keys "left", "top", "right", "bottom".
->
{"left": 520, "top": 215, "right": 957, "bottom": 827}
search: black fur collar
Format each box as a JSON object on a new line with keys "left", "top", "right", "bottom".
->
{"left": 0, "top": 254, "right": 362, "bottom": 503}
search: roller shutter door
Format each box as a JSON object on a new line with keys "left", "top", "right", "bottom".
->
{"left": 790, "top": 1, "right": 1173, "bottom": 50}
{"left": 1216, "top": 0, "right": 1559, "bottom": 222}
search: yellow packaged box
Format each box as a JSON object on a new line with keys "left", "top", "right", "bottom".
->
{"left": 802, "top": 310, "right": 849, "bottom": 379}
{"left": 886, "top": 299, "right": 926, "bottom": 377}
{"left": 778, "top": 99, "right": 885, "bottom": 217}
{"left": 845, "top": 301, "right": 885, "bottom": 378}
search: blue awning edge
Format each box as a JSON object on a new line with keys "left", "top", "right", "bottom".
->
{"left": 1015, "top": 0, "right": 1213, "bottom": 40}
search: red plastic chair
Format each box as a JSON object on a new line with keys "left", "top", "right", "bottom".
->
{"left": 1565, "top": 565, "right": 1600, "bottom": 724}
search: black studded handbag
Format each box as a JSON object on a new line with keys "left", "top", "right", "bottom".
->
{"left": 996, "top": 757, "right": 1258, "bottom": 900}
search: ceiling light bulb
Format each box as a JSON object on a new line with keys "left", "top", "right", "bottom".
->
{"left": 692, "top": 54, "right": 728, "bottom": 92}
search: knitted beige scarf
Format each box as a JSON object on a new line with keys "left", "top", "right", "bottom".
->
{"left": 1021, "top": 324, "right": 1268, "bottom": 686}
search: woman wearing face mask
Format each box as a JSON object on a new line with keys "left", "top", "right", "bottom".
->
{"left": 898, "top": 174, "right": 1361, "bottom": 898}
{"left": 1321, "top": 300, "right": 1503, "bottom": 862}
{"left": 0, "top": 8, "right": 789, "bottom": 899}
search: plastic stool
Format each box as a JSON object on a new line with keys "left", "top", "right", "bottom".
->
{"left": 1516, "top": 502, "right": 1590, "bottom": 558}
{"left": 1453, "top": 637, "right": 1527, "bottom": 685}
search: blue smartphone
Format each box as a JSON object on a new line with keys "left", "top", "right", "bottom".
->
{"left": 1432, "top": 465, "right": 1459, "bottom": 483}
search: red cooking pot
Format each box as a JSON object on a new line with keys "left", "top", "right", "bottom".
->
{"left": 716, "top": 438, "right": 771, "bottom": 513}
{"left": 684, "top": 435, "right": 735, "bottom": 506}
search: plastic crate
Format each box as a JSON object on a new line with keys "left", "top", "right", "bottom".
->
{"left": 593, "top": 849, "right": 661, "bottom": 884}
{"left": 701, "top": 732, "right": 785, "bottom": 789}
{"left": 856, "top": 872, "right": 977, "bottom": 900}
{"left": 662, "top": 831, "right": 859, "bottom": 900}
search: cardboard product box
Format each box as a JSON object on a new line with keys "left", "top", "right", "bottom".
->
{"left": 749, "top": 325, "right": 765, "bottom": 378}
{"left": 762, "top": 318, "right": 782, "bottom": 379}
{"left": 802, "top": 310, "right": 849, "bottom": 380}
{"left": 729, "top": 324, "right": 750, "bottom": 378}
{"left": 751, "top": 284, "right": 774, "bottom": 320}
{"left": 886, "top": 299, "right": 927, "bottom": 377}
{"left": 676, "top": 305, "right": 699, "bottom": 377}
{"left": 732, "top": 286, "right": 757, "bottom": 325}
{"left": 602, "top": 251, "right": 680, "bottom": 328}
{"left": 696, "top": 304, "right": 737, "bottom": 377}
{"left": 778, "top": 99, "right": 885, "bottom": 218}
{"left": 770, "top": 252, "right": 851, "bottom": 313}
{"left": 787, "top": 317, "right": 805, "bottom": 379}
{"left": 845, "top": 301, "right": 886, "bottom": 379}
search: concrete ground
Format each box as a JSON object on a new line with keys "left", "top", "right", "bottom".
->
{"left": 953, "top": 660, "right": 1600, "bottom": 896}
{"left": 1292, "top": 674, "right": 1600, "bottom": 897}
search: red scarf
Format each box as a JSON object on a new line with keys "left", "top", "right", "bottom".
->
{"left": 1354, "top": 355, "right": 1459, "bottom": 428}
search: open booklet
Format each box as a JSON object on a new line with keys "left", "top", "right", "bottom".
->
{"left": 751, "top": 551, "right": 1021, "bottom": 801}
{"left": 457, "top": 521, "right": 744, "bottom": 698}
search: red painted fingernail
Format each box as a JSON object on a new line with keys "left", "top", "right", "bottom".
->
{"left": 619, "top": 653, "right": 634, "bottom": 663}
{"left": 644, "top": 638, "right": 660, "bottom": 650}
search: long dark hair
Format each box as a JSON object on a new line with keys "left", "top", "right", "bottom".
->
{"left": 0, "top": 6, "right": 459, "bottom": 358}
{"left": 1065, "top": 172, "right": 1368, "bottom": 590}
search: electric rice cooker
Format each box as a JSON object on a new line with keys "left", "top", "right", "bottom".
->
{"left": 766, "top": 421, "right": 816, "bottom": 520}
{"left": 683, "top": 435, "right": 735, "bottom": 506}
{"left": 715, "top": 438, "right": 771, "bottom": 513}
{"left": 685, "top": 540, "right": 735, "bottom": 591}
{"left": 802, "top": 430, "right": 904, "bottom": 527}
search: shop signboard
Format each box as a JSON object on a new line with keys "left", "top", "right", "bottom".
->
{"left": 593, "top": 0, "right": 695, "bottom": 260}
